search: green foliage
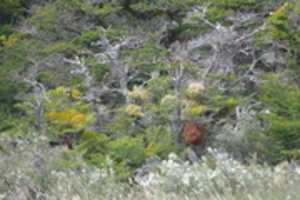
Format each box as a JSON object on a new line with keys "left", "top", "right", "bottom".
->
{"left": 106, "top": 111, "right": 139, "bottom": 138}
{"left": 210, "top": 0, "right": 278, "bottom": 11}
{"left": 191, "top": 0, "right": 278, "bottom": 25}
{"left": 123, "top": 41, "right": 169, "bottom": 71}
{"left": 0, "top": 80, "right": 20, "bottom": 111}
{"left": 109, "top": 136, "right": 146, "bottom": 168}
{"left": 2, "top": 0, "right": 300, "bottom": 184}
{"left": 0, "top": 37, "right": 39, "bottom": 74}
{"left": 129, "top": 0, "right": 202, "bottom": 13}
{"left": 73, "top": 30, "right": 102, "bottom": 47}
{"left": 268, "top": 4, "right": 290, "bottom": 38}
{"left": 42, "top": 41, "right": 78, "bottom": 55}
{"left": 79, "top": 1, "right": 122, "bottom": 18}
{"left": 258, "top": 2, "right": 300, "bottom": 77}
{"left": 0, "top": 79, "right": 27, "bottom": 124}
{"left": 0, "top": 36, "right": 41, "bottom": 130}
{"left": 252, "top": 75, "right": 300, "bottom": 163}
{"left": 30, "top": 4, "right": 58, "bottom": 32}
{"left": 205, "top": 6, "right": 234, "bottom": 23}
{"left": 36, "top": 71, "right": 57, "bottom": 87}
{"left": 29, "top": 0, "right": 85, "bottom": 40}
{"left": 172, "top": 24, "right": 212, "bottom": 41}
{"left": 85, "top": 58, "right": 111, "bottom": 82}
{"left": 147, "top": 76, "right": 173, "bottom": 101}
{"left": 214, "top": 0, "right": 257, "bottom": 10}
{"left": 0, "top": 0, "right": 28, "bottom": 24}
{"left": 207, "top": 89, "right": 241, "bottom": 116}
{"left": 77, "top": 131, "right": 145, "bottom": 180}
{"left": 144, "top": 126, "right": 179, "bottom": 158}
{"left": 76, "top": 126, "right": 179, "bottom": 180}
{"left": 77, "top": 131, "right": 111, "bottom": 165}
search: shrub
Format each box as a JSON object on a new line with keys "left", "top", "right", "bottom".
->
{"left": 0, "top": 0, "right": 28, "bottom": 24}
{"left": 77, "top": 132, "right": 147, "bottom": 180}
{"left": 144, "top": 126, "right": 179, "bottom": 158}
{"left": 123, "top": 41, "right": 169, "bottom": 71}
{"left": 147, "top": 76, "right": 172, "bottom": 101}
{"left": 42, "top": 41, "right": 78, "bottom": 55}
{"left": 259, "top": 1, "right": 300, "bottom": 77}
{"left": 87, "top": 59, "right": 111, "bottom": 82}
{"left": 108, "top": 136, "right": 146, "bottom": 179}
{"left": 128, "top": 86, "right": 150, "bottom": 103}
{"left": 73, "top": 29, "right": 103, "bottom": 47}
{"left": 251, "top": 75, "right": 300, "bottom": 163}
{"left": 45, "top": 86, "right": 95, "bottom": 137}
{"left": 125, "top": 104, "right": 144, "bottom": 117}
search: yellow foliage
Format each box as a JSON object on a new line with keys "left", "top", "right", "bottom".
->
{"left": 71, "top": 89, "right": 82, "bottom": 99}
{"left": 70, "top": 113, "right": 87, "bottom": 125}
{"left": 145, "top": 143, "right": 158, "bottom": 157}
{"left": 47, "top": 109, "right": 87, "bottom": 127}
{"left": 125, "top": 104, "right": 144, "bottom": 117}
{"left": 0, "top": 33, "right": 22, "bottom": 48}
{"left": 128, "top": 86, "right": 150, "bottom": 102}
{"left": 190, "top": 105, "right": 207, "bottom": 115}
{"left": 47, "top": 87, "right": 82, "bottom": 100}
{"left": 183, "top": 105, "right": 208, "bottom": 118}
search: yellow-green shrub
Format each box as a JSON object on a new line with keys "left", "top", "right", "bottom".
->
{"left": 45, "top": 86, "right": 94, "bottom": 136}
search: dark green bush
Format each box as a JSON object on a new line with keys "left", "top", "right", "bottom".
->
{"left": 0, "top": 0, "right": 28, "bottom": 24}
{"left": 252, "top": 75, "right": 300, "bottom": 163}
{"left": 77, "top": 131, "right": 146, "bottom": 180}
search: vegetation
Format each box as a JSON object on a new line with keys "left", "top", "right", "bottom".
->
{"left": 0, "top": 0, "right": 29, "bottom": 24}
{"left": 251, "top": 75, "right": 300, "bottom": 163}
{"left": 0, "top": 0, "right": 300, "bottom": 199}
{"left": 1, "top": 142, "right": 300, "bottom": 200}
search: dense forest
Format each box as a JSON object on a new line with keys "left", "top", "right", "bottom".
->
{"left": 0, "top": 0, "right": 300, "bottom": 199}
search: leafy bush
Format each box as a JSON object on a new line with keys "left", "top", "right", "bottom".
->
{"left": 123, "top": 41, "right": 169, "bottom": 71}
{"left": 0, "top": 79, "right": 28, "bottom": 130}
{"left": 77, "top": 131, "right": 146, "bottom": 180}
{"left": 0, "top": 37, "right": 39, "bottom": 131}
{"left": 0, "top": 0, "right": 29, "bottom": 24}
{"left": 45, "top": 86, "right": 95, "bottom": 137}
{"left": 258, "top": 1, "right": 300, "bottom": 77}
{"left": 108, "top": 136, "right": 146, "bottom": 179}
{"left": 251, "top": 75, "right": 300, "bottom": 163}
{"left": 144, "top": 126, "right": 179, "bottom": 158}
{"left": 42, "top": 41, "right": 78, "bottom": 56}
{"left": 76, "top": 121, "right": 179, "bottom": 180}
{"left": 214, "top": 0, "right": 256, "bottom": 10}
{"left": 87, "top": 59, "right": 111, "bottom": 82}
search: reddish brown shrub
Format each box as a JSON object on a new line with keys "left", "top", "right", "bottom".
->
{"left": 183, "top": 121, "right": 207, "bottom": 145}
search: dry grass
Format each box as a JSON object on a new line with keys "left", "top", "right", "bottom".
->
{"left": 1, "top": 138, "right": 300, "bottom": 200}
